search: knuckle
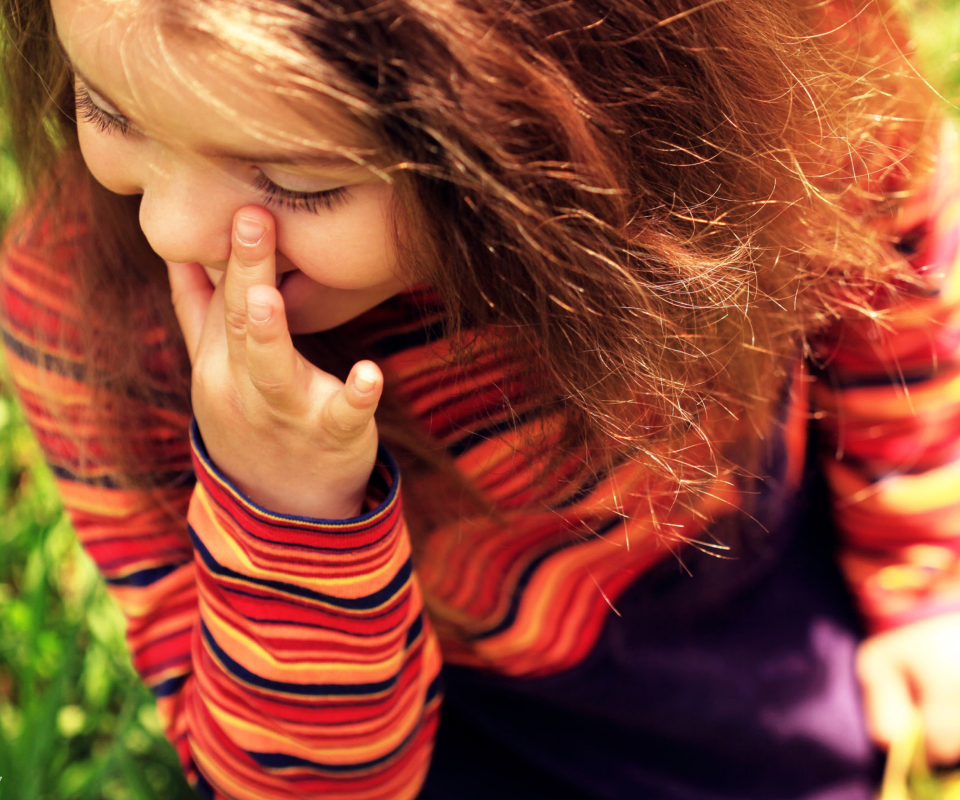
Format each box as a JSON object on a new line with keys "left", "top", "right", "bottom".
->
{"left": 323, "top": 397, "right": 358, "bottom": 439}
{"left": 324, "top": 406, "right": 366, "bottom": 439}
{"left": 327, "top": 418, "right": 361, "bottom": 439}
{"left": 249, "top": 374, "right": 290, "bottom": 399}
{"left": 231, "top": 251, "right": 260, "bottom": 270}
{"left": 231, "top": 240, "right": 268, "bottom": 268}
{"left": 223, "top": 307, "right": 248, "bottom": 338}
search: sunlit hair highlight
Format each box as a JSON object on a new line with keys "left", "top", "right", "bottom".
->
{"left": 0, "top": 0, "right": 941, "bottom": 526}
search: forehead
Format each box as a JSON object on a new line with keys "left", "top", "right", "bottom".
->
{"left": 50, "top": 0, "right": 376, "bottom": 164}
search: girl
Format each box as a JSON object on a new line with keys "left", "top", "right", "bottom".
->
{"left": 2, "top": 0, "right": 960, "bottom": 797}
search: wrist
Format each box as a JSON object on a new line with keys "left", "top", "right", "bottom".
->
{"left": 189, "top": 419, "right": 385, "bottom": 523}
{"left": 236, "top": 479, "right": 367, "bottom": 520}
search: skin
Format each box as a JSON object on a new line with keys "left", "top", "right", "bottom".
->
{"left": 858, "top": 613, "right": 960, "bottom": 765}
{"left": 51, "top": 0, "right": 960, "bottom": 769}
{"left": 52, "top": 0, "right": 406, "bottom": 518}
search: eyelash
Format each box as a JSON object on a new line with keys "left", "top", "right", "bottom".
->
{"left": 72, "top": 82, "right": 350, "bottom": 215}
{"left": 74, "top": 84, "right": 132, "bottom": 135}
{"left": 250, "top": 171, "right": 349, "bottom": 215}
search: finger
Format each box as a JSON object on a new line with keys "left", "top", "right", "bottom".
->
{"left": 858, "top": 647, "right": 916, "bottom": 750}
{"left": 166, "top": 260, "right": 214, "bottom": 364}
{"left": 321, "top": 361, "right": 382, "bottom": 442}
{"left": 918, "top": 678, "right": 960, "bottom": 764}
{"left": 244, "top": 284, "right": 304, "bottom": 411}
{"left": 223, "top": 207, "right": 276, "bottom": 367}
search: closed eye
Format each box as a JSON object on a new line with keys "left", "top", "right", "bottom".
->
{"left": 73, "top": 80, "right": 351, "bottom": 216}
{"left": 74, "top": 82, "right": 133, "bottom": 136}
{"left": 251, "top": 171, "right": 350, "bottom": 215}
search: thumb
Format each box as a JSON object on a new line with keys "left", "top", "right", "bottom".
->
{"left": 321, "top": 361, "right": 382, "bottom": 442}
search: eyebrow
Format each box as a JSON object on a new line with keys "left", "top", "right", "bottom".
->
{"left": 55, "top": 35, "right": 362, "bottom": 169}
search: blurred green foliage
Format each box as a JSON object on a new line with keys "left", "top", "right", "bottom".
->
{"left": 0, "top": 365, "right": 195, "bottom": 798}
{"left": 909, "top": 0, "right": 960, "bottom": 104}
{"left": 2, "top": 2, "right": 960, "bottom": 799}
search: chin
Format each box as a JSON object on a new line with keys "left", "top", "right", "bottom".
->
{"left": 287, "top": 317, "right": 340, "bottom": 335}
{"left": 284, "top": 281, "right": 406, "bottom": 334}
{"left": 285, "top": 297, "right": 382, "bottom": 334}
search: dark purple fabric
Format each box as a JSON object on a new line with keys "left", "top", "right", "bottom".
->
{"left": 420, "top": 430, "right": 883, "bottom": 799}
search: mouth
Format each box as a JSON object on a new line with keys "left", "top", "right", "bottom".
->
{"left": 276, "top": 270, "right": 297, "bottom": 290}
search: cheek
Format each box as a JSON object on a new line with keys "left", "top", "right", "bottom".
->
{"left": 77, "top": 127, "right": 142, "bottom": 195}
{"left": 276, "top": 184, "right": 400, "bottom": 289}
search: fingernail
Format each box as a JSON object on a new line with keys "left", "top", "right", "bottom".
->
{"left": 236, "top": 216, "right": 266, "bottom": 245}
{"left": 248, "top": 298, "right": 272, "bottom": 323}
{"left": 354, "top": 371, "right": 376, "bottom": 394}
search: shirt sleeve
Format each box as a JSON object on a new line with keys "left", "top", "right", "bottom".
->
{"left": 810, "top": 120, "right": 960, "bottom": 635}
{"left": 0, "top": 209, "right": 442, "bottom": 799}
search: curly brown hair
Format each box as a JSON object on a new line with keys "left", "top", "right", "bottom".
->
{"left": 0, "top": 0, "right": 940, "bottom": 522}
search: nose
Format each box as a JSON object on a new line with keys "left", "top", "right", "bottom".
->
{"left": 136, "top": 157, "right": 235, "bottom": 267}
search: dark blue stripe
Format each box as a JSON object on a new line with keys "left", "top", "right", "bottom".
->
{"left": 1, "top": 325, "right": 87, "bottom": 381}
{"left": 190, "top": 527, "right": 413, "bottom": 612}
{"left": 247, "top": 673, "right": 444, "bottom": 772}
{"left": 808, "top": 363, "right": 940, "bottom": 389}
{"left": 367, "top": 319, "right": 447, "bottom": 358}
{"left": 200, "top": 620, "right": 403, "bottom": 697}
{"left": 1, "top": 324, "right": 187, "bottom": 407}
{"left": 445, "top": 407, "right": 543, "bottom": 458}
{"left": 48, "top": 464, "right": 193, "bottom": 490}
{"left": 222, "top": 586, "right": 407, "bottom": 631}
{"left": 105, "top": 563, "right": 180, "bottom": 587}
{"left": 553, "top": 471, "right": 602, "bottom": 509}
{"left": 99, "top": 549, "right": 189, "bottom": 572}
{"left": 190, "top": 419, "right": 401, "bottom": 531}
{"left": 425, "top": 672, "right": 442, "bottom": 705}
{"left": 469, "top": 516, "right": 621, "bottom": 642}
{"left": 192, "top": 772, "right": 215, "bottom": 800}
{"left": 150, "top": 673, "right": 188, "bottom": 699}
{"left": 249, "top": 728, "right": 418, "bottom": 772}
{"left": 193, "top": 462, "right": 398, "bottom": 554}
{"left": 404, "top": 613, "right": 424, "bottom": 648}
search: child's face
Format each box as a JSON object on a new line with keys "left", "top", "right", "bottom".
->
{"left": 51, "top": 0, "right": 408, "bottom": 333}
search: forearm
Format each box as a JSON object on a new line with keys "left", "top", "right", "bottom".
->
{"left": 184, "top": 425, "right": 442, "bottom": 798}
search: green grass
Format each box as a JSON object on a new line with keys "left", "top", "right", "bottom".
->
{"left": 3, "top": 4, "right": 960, "bottom": 799}
{"left": 908, "top": 0, "right": 960, "bottom": 104}
{"left": 0, "top": 380, "right": 194, "bottom": 799}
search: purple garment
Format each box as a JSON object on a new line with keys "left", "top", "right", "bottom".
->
{"left": 420, "top": 431, "right": 882, "bottom": 799}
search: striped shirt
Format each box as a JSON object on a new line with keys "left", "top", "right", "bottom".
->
{"left": 4, "top": 123, "right": 960, "bottom": 799}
